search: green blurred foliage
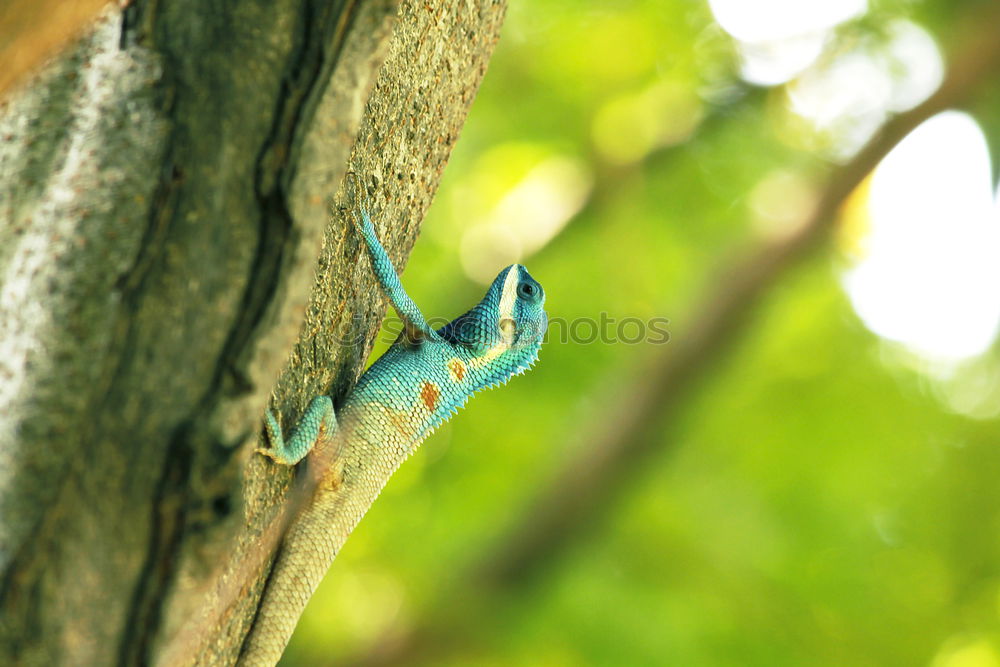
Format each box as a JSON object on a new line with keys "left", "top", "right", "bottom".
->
{"left": 284, "top": 1, "right": 1000, "bottom": 665}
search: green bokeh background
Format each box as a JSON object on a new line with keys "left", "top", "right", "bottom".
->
{"left": 285, "top": 1, "right": 1000, "bottom": 664}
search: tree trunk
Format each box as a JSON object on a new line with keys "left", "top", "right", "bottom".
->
{"left": 0, "top": 1, "right": 505, "bottom": 664}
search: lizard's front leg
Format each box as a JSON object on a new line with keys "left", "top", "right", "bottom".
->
{"left": 258, "top": 395, "right": 337, "bottom": 465}
{"left": 352, "top": 207, "right": 439, "bottom": 339}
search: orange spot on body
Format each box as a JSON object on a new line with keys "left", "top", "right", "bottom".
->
{"left": 447, "top": 358, "right": 466, "bottom": 382}
{"left": 420, "top": 381, "right": 440, "bottom": 411}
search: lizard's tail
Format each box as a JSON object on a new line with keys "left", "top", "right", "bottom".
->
{"left": 238, "top": 489, "right": 345, "bottom": 666}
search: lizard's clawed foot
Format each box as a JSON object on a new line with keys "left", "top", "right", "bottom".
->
{"left": 256, "top": 446, "right": 280, "bottom": 462}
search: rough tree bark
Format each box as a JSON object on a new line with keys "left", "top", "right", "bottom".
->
{"left": 0, "top": 1, "right": 505, "bottom": 665}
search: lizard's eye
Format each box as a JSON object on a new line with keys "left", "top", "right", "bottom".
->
{"left": 517, "top": 282, "right": 536, "bottom": 299}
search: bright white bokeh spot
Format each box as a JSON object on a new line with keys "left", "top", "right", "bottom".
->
{"left": 790, "top": 51, "right": 892, "bottom": 134}
{"left": 708, "top": 0, "right": 866, "bottom": 43}
{"left": 788, "top": 20, "right": 944, "bottom": 159}
{"left": 881, "top": 21, "right": 946, "bottom": 112}
{"left": 843, "top": 111, "right": 1000, "bottom": 363}
{"left": 708, "top": 0, "right": 867, "bottom": 84}
{"left": 736, "top": 33, "right": 828, "bottom": 86}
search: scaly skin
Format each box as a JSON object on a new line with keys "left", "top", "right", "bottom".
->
{"left": 239, "top": 208, "right": 547, "bottom": 665}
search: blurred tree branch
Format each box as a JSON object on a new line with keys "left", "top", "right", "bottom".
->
{"left": 355, "top": 3, "right": 1000, "bottom": 664}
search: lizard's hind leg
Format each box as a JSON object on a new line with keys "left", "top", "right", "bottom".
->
{"left": 258, "top": 396, "right": 336, "bottom": 465}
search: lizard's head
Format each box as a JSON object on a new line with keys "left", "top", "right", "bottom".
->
{"left": 439, "top": 264, "right": 547, "bottom": 385}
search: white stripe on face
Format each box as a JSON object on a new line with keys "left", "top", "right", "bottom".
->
{"left": 469, "top": 267, "right": 521, "bottom": 368}
{"left": 498, "top": 265, "right": 520, "bottom": 326}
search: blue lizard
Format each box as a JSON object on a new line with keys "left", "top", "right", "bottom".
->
{"left": 241, "top": 205, "right": 547, "bottom": 665}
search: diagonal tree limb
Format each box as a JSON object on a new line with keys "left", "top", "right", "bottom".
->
{"left": 476, "top": 6, "right": 1000, "bottom": 591}
{"left": 356, "top": 4, "right": 1000, "bottom": 664}
{"left": 477, "top": 0, "right": 1000, "bottom": 592}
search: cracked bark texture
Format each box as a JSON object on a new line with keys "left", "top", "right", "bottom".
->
{"left": 0, "top": 1, "right": 506, "bottom": 665}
